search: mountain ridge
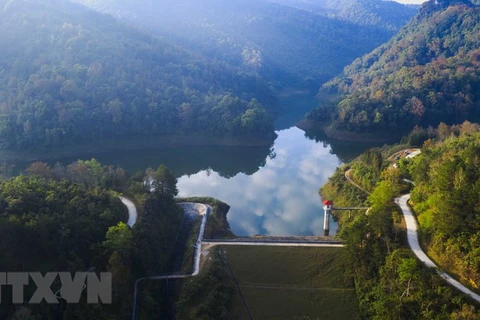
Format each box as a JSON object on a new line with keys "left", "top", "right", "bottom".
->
{"left": 307, "top": 0, "right": 480, "bottom": 138}
{"left": 72, "top": 0, "right": 417, "bottom": 90}
{"left": 0, "top": 0, "right": 275, "bottom": 150}
{"left": 270, "top": 0, "right": 418, "bottom": 31}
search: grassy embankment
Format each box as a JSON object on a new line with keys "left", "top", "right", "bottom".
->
{"left": 173, "top": 198, "right": 360, "bottom": 319}
{"left": 225, "top": 246, "right": 360, "bottom": 320}
{"left": 176, "top": 246, "right": 359, "bottom": 320}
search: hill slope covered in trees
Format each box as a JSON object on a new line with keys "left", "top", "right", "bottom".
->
{"left": 402, "top": 122, "right": 480, "bottom": 294}
{"left": 271, "top": 0, "right": 418, "bottom": 31}
{"left": 0, "top": 0, "right": 275, "bottom": 150}
{"left": 0, "top": 159, "right": 185, "bottom": 319}
{"left": 307, "top": 0, "right": 480, "bottom": 139}
{"left": 320, "top": 123, "right": 480, "bottom": 319}
{"left": 73, "top": 0, "right": 417, "bottom": 90}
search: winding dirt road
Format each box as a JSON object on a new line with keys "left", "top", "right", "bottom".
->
{"left": 345, "top": 169, "right": 370, "bottom": 195}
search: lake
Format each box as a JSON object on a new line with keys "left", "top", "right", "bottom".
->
{"left": 1, "top": 96, "right": 382, "bottom": 236}
{"left": 177, "top": 127, "right": 343, "bottom": 236}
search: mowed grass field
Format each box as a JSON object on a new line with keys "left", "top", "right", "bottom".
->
{"left": 221, "top": 246, "right": 360, "bottom": 320}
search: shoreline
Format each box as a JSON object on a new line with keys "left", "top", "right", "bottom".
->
{"left": 0, "top": 134, "right": 276, "bottom": 162}
{"left": 297, "top": 119, "right": 401, "bottom": 143}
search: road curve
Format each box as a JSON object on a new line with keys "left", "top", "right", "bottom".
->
{"left": 345, "top": 161, "right": 480, "bottom": 302}
{"left": 345, "top": 169, "right": 371, "bottom": 195}
{"left": 119, "top": 196, "right": 138, "bottom": 227}
{"left": 395, "top": 194, "right": 480, "bottom": 303}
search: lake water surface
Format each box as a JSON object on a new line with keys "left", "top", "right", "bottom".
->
{"left": 177, "top": 127, "right": 343, "bottom": 236}
{"left": 2, "top": 96, "right": 382, "bottom": 236}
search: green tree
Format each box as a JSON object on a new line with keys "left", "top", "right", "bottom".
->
{"left": 151, "top": 165, "right": 178, "bottom": 197}
{"left": 103, "top": 222, "right": 133, "bottom": 254}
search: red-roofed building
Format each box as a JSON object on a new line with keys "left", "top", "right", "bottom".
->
{"left": 322, "top": 200, "right": 333, "bottom": 206}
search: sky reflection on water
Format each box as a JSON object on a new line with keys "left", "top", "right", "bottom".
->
{"left": 3, "top": 123, "right": 360, "bottom": 236}
{"left": 178, "top": 127, "right": 342, "bottom": 236}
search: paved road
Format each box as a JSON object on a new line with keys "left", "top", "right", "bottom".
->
{"left": 345, "top": 154, "right": 480, "bottom": 302}
{"left": 131, "top": 203, "right": 210, "bottom": 320}
{"left": 203, "top": 241, "right": 344, "bottom": 248}
{"left": 396, "top": 194, "right": 480, "bottom": 303}
{"left": 119, "top": 196, "right": 137, "bottom": 227}
{"left": 131, "top": 202, "right": 344, "bottom": 319}
{"left": 177, "top": 203, "right": 210, "bottom": 276}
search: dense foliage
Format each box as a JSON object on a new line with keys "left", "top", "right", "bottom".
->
{"left": 0, "top": 175, "right": 128, "bottom": 318}
{"left": 0, "top": 0, "right": 274, "bottom": 150}
{"left": 320, "top": 126, "right": 480, "bottom": 319}
{"left": 73, "top": 0, "right": 414, "bottom": 90}
{"left": 320, "top": 147, "right": 394, "bottom": 206}
{"left": 320, "top": 167, "right": 369, "bottom": 210}
{"left": 0, "top": 160, "right": 185, "bottom": 319}
{"left": 403, "top": 122, "right": 480, "bottom": 293}
{"left": 350, "top": 149, "right": 386, "bottom": 192}
{"left": 0, "top": 177, "right": 124, "bottom": 274}
{"left": 309, "top": 0, "right": 480, "bottom": 137}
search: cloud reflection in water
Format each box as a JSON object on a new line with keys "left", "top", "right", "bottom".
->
{"left": 177, "top": 127, "right": 342, "bottom": 236}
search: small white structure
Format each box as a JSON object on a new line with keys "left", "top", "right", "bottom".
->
{"left": 144, "top": 175, "right": 155, "bottom": 192}
{"left": 323, "top": 200, "right": 333, "bottom": 235}
{"left": 406, "top": 150, "right": 422, "bottom": 159}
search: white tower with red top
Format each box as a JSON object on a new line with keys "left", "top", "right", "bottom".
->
{"left": 323, "top": 200, "right": 333, "bottom": 236}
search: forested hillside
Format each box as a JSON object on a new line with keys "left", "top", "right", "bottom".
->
{"left": 0, "top": 175, "right": 127, "bottom": 319}
{"left": 0, "top": 159, "right": 184, "bottom": 319}
{"left": 271, "top": 0, "right": 417, "bottom": 31}
{"left": 401, "top": 122, "right": 480, "bottom": 294}
{"left": 308, "top": 0, "right": 480, "bottom": 138}
{"left": 0, "top": 0, "right": 274, "bottom": 150}
{"left": 320, "top": 123, "right": 480, "bottom": 319}
{"left": 73, "top": 0, "right": 415, "bottom": 90}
